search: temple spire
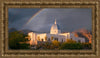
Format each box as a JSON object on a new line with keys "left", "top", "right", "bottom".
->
{"left": 55, "top": 19, "right": 56, "bottom": 24}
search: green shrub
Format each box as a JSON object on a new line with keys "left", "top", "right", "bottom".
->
{"left": 19, "top": 43, "right": 30, "bottom": 49}
{"left": 52, "top": 40, "right": 60, "bottom": 47}
{"left": 60, "top": 42, "right": 83, "bottom": 50}
{"left": 82, "top": 43, "right": 92, "bottom": 49}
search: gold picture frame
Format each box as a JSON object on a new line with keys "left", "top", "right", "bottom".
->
{"left": 0, "top": 0, "right": 100, "bottom": 58}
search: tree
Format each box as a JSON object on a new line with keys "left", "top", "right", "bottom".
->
{"left": 66, "top": 39, "right": 76, "bottom": 43}
{"left": 60, "top": 42, "right": 83, "bottom": 49}
{"left": 9, "top": 31, "right": 29, "bottom": 49}
{"left": 52, "top": 40, "right": 60, "bottom": 47}
{"left": 82, "top": 43, "right": 92, "bottom": 49}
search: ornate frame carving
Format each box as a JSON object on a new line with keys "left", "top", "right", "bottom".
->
{"left": 0, "top": 0, "right": 100, "bottom": 58}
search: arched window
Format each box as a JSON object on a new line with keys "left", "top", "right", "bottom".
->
{"left": 37, "top": 36, "right": 40, "bottom": 41}
{"left": 78, "top": 40, "right": 81, "bottom": 43}
{"left": 62, "top": 39, "right": 63, "bottom": 42}
{"left": 54, "top": 38, "right": 58, "bottom": 41}
{"left": 51, "top": 36, "right": 54, "bottom": 40}
{"left": 56, "top": 38, "right": 58, "bottom": 41}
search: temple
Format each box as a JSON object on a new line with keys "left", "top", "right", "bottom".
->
{"left": 28, "top": 19, "right": 85, "bottom": 45}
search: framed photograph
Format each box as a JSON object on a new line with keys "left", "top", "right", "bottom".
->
{"left": 0, "top": 0, "right": 100, "bottom": 58}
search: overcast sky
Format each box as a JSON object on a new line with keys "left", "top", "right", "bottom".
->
{"left": 8, "top": 8, "right": 92, "bottom": 33}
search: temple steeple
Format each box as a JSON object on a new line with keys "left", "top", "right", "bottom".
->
{"left": 54, "top": 19, "right": 56, "bottom": 24}
{"left": 50, "top": 19, "right": 61, "bottom": 34}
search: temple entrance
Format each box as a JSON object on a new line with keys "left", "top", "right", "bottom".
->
{"left": 42, "top": 39, "right": 43, "bottom": 41}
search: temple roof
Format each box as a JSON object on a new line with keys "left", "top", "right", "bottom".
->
{"left": 51, "top": 19, "right": 60, "bottom": 30}
{"left": 51, "top": 24, "right": 60, "bottom": 30}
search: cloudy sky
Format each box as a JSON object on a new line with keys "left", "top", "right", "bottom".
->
{"left": 8, "top": 8, "right": 92, "bottom": 33}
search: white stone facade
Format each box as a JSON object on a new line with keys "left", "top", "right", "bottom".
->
{"left": 28, "top": 19, "right": 86, "bottom": 45}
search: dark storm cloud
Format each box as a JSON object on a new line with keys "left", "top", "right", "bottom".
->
{"left": 9, "top": 8, "right": 92, "bottom": 33}
{"left": 8, "top": 8, "right": 41, "bottom": 29}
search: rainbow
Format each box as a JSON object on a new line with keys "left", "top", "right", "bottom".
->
{"left": 22, "top": 9, "right": 44, "bottom": 29}
{"left": 26, "top": 9, "right": 44, "bottom": 25}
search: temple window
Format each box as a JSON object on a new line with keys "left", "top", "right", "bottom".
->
{"left": 78, "top": 40, "right": 81, "bottom": 43}
{"left": 48, "top": 38, "right": 50, "bottom": 41}
{"left": 55, "top": 38, "right": 58, "bottom": 41}
{"left": 62, "top": 39, "right": 63, "bottom": 42}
